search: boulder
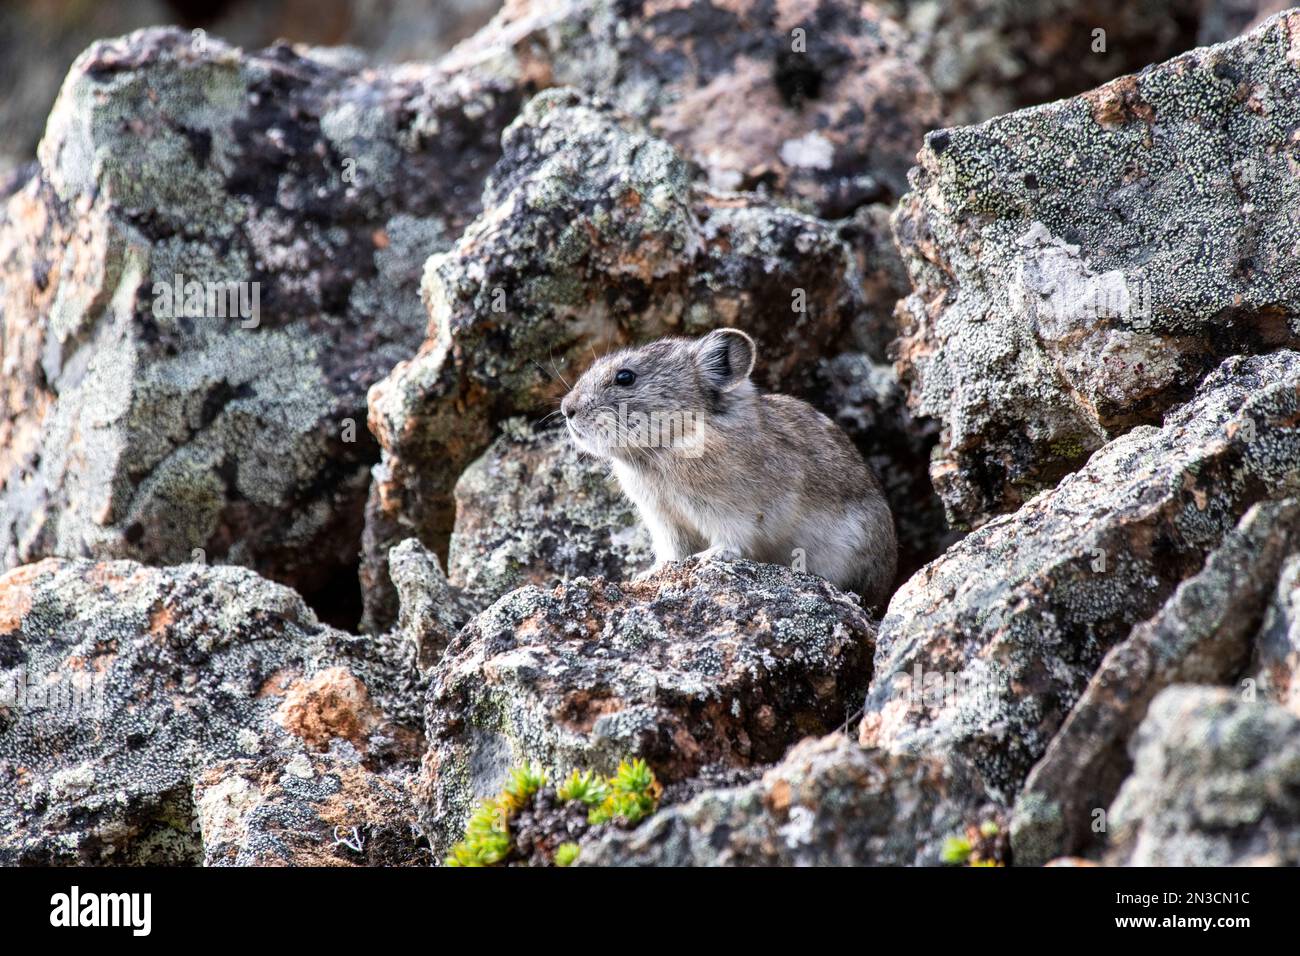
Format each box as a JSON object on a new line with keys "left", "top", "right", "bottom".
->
{"left": 583, "top": 733, "right": 993, "bottom": 866}
{"left": 194, "top": 752, "right": 427, "bottom": 867}
{"left": 1250, "top": 551, "right": 1300, "bottom": 716}
{"left": 0, "top": 558, "right": 423, "bottom": 864}
{"left": 416, "top": 558, "right": 876, "bottom": 855}
{"left": 1104, "top": 686, "right": 1300, "bottom": 865}
{"left": 860, "top": 350, "right": 1300, "bottom": 804}
{"left": 443, "top": 0, "right": 940, "bottom": 216}
{"left": 448, "top": 420, "right": 652, "bottom": 608}
{"left": 388, "top": 537, "right": 478, "bottom": 669}
{"left": 0, "top": 27, "right": 523, "bottom": 627}
{"left": 1011, "top": 498, "right": 1300, "bottom": 865}
{"left": 361, "top": 89, "right": 872, "bottom": 626}
{"left": 875, "top": 0, "right": 1199, "bottom": 125}
{"left": 893, "top": 11, "right": 1300, "bottom": 529}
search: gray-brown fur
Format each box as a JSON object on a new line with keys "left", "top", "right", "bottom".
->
{"left": 561, "top": 328, "right": 898, "bottom": 609}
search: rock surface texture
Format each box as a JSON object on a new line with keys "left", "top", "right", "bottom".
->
{"left": 416, "top": 559, "right": 875, "bottom": 855}
{"left": 448, "top": 421, "right": 652, "bottom": 608}
{"left": 2, "top": 0, "right": 1300, "bottom": 869}
{"left": 1011, "top": 498, "right": 1300, "bottom": 865}
{"left": 894, "top": 11, "right": 1300, "bottom": 529}
{"left": 861, "top": 351, "right": 1300, "bottom": 803}
{"left": 195, "top": 752, "right": 427, "bottom": 867}
{"left": 584, "top": 733, "right": 991, "bottom": 866}
{"left": 1104, "top": 686, "right": 1300, "bottom": 865}
{"left": 0, "top": 558, "right": 422, "bottom": 864}
{"left": 0, "top": 27, "right": 522, "bottom": 627}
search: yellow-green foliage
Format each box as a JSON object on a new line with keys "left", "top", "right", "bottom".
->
{"left": 941, "top": 819, "right": 1006, "bottom": 867}
{"left": 940, "top": 835, "right": 973, "bottom": 866}
{"left": 445, "top": 758, "right": 662, "bottom": 866}
{"left": 445, "top": 798, "right": 511, "bottom": 867}
{"left": 554, "top": 842, "right": 580, "bottom": 867}
{"left": 501, "top": 762, "right": 547, "bottom": 814}
{"left": 587, "top": 759, "right": 662, "bottom": 826}
{"left": 556, "top": 769, "right": 608, "bottom": 806}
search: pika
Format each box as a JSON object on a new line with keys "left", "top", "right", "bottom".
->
{"left": 561, "top": 328, "right": 898, "bottom": 609}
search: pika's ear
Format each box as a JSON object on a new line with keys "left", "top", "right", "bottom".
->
{"left": 694, "top": 328, "right": 757, "bottom": 392}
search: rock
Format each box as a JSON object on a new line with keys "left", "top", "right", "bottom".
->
{"left": 860, "top": 350, "right": 1300, "bottom": 804}
{"left": 1250, "top": 551, "right": 1300, "bottom": 716}
{"left": 1197, "top": 0, "right": 1293, "bottom": 45}
{"left": 1011, "top": 498, "right": 1300, "bottom": 865}
{"left": 875, "top": 0, "right": 1199, "bottom": 126}
{"left": 388, "top": 537, "right": 478, "bottom": 669}
{"left": 0, "top": 27, "right": 523, "bottom": 628}
{"left": 416, "top": 558, "right": 875, "bottom": 855}
{"left": 893, "top": 11, "right": 1300, "bottom": 529}
{"left": 0, "top": 557, "right": 423, "bottom": 864}
{"left": 583, "top": 733, "right": 992, "bottom": 866}
{"left": 0, "top": 1, "right": 503, "bottom": 178}
{"left": 361, "top": 88, "right": 871, "bottom": 627}
{"left": 448, "top": 419, "right": 652, "bottom": 608}
{"left": 1104, "top": 686, "right": 1300, "bottom": 865}
{"left": 194, "top": 751, "right": 427, "bottom": 867}
{"left": 443, "top": 0, "right": 940, "bottom": 216}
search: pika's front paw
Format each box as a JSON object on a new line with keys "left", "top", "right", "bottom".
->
{"left": 632, "top": 562, "right": 668, "bottom": 582}
{"left": 692, "top": 545, "right": 741, "bottom": 563}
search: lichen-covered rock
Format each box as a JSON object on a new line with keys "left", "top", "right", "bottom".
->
{"left": 1104, "top": 686, "right": 1300, "bottom": 866}
{"left": 194, "top": 751, "right": 428, "bottom": 867}
{"left": 448, "top": 419, "right": 652, "bottom": 608}
{"left": 361, "top": 89, "right": 872, "bottom": 626}
{"left": 876, "top": 0, "right": 1199, "bottom": 126}
{"left": 582, "top": 733, "right": 991, "bottom": 866}
{"left": 1013, "top": 496, "right": 1300, "bottom": 863}
{"left": 439, "top": 0, "right": 942, "bottom": 359}
{"left": 1011, "top": 498, "right": 1300, "bottom": 865}
{"left": 0, "top": 1, "right": 503, "bottom": 180}
{"left": 388, "top": 537, "right": 478, "bottom": 669}
{"left": 860, "top": 350, "right": 1300, "bottom": 804}
{"left": 0, "top": 27, "right": 523, "bottom": 626}
{"left": 0, "top": 558, "right": 423, "bottom": 864}
{"left": 416, "top": 558, "right": 875, "bottom": 855}
{"left": 445, "top": 0, "right": 939, "bottom": 216}
{"left": 1250, "top": 550, "right": 1300, "bottom": 717}
{"left": 893, "top": 12, "right": 1300, "bottom": 529}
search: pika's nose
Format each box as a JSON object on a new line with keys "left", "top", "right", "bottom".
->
{"left": 561, "top": 392, "right": 576, "bottom": 418}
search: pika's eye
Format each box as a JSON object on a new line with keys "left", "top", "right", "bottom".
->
{"left": 614, "top": 369, "right": 636, "bottom": 386}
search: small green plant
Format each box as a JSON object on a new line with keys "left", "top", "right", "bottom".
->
{"left": 554, "top": 842, "right": 580, "bottom": 867}
{"left": 501, "top": 761, "right": 547, "bottom": 814}
{"left": 556, "top": 769, "right": 608, "bottom": 806}
{"left": 941, "top": 818, "right": 1007, "bottom": 867}
{"left": 940, "top": 835, "right": 973, "bottom": 866}
{"left": 446, "top": 758, "right": 662, "bottom": 866}
{"left": 587, "top": 758, "right": 662, "bottom": 826}
{"left": 445, "top": 798, "right": 510, "bottom": 867}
